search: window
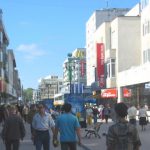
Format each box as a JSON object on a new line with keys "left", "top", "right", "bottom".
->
{"left": 107, "top": 58, "right": 116, "bottom": 78}
{"left": 143, "top": 49, "right": 150, "bottom": 63}
{"left": 143, "top": 20, "right": 150, "bottom": 36}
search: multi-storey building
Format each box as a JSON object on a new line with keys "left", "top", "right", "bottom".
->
{"left": 117, "top": 1, "right": 150, "bottom": 105}
{"left": 63, "top": 48, "right": 86, "bottom": 93}
{"left": 86, "top": 8, "right": 129, "bottom": 86}
{"left": 38, "top": 75, "right": 63, "bottom": 100}
{"left": 0, "top": 10, "right": 22, "bottom": 104}
{"left": 87, "top": 3, "right": 143, "bottom": 103}
{"left": 7, "top": 50, "right": 22, "bottom": 101}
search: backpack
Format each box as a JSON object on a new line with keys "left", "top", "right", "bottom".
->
{"left": 115, "top": 123, "right": 133, "bottom": 150}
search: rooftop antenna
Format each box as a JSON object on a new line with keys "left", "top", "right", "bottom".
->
{"left": 105, "top": 0, "right": 110, "bottom": 21}
{"left": 105, "top": 0, "right": 109, "bottom": 9}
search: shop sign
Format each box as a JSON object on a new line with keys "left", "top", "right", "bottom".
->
{"left": 101, "top": 88, "right": 132, "bottom": 98}
{"left": 101, "top": 88, "right": 117, "bottom": 98}
{"left": 123, "top": 88, "right": 132, "bottom": 97}
{"left": 74, "top": 50, "right": 85, "bottom": 58}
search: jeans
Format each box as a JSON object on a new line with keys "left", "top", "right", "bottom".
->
{"left": 35, "top": 130, "right": 50, "bottom": 150}
{"left": 61, "top": 142, "right": 77, "bottom": 150}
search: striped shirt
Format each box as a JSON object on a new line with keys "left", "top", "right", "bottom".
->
{"left": 106, "top": 121, "right": 141, "bottom": 150}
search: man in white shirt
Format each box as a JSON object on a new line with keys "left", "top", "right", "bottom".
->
{"left": 127, "top": 105, "right": 137, "bottom": 125}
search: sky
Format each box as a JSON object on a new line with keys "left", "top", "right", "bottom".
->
{"left": 0, "top": 0, "right": 140, "bottom": 89}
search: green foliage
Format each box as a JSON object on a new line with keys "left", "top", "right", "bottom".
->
{"left": 23, "top": 88, "right": 33, "bottom": 102}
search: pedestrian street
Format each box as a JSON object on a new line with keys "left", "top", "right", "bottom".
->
{"left": 1, "top": 120, "right": 150, "bottom": 150}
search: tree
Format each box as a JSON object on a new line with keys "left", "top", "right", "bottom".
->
{"left": 23, "top": 88, "right": 33, "bottom": 103}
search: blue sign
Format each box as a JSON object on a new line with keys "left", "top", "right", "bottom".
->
{"left": 39, "top": 99, "right": 54, "bottom": 111}
{"left": 64, "top": 94, "right": 85, "bottom": 114}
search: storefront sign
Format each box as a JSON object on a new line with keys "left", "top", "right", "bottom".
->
{"left": 101, "top": 88, "right": 131, "bottom": 98}
{"left": 101, "top": 88, "right": 117, "bottom": 98}
{"left": 123, "top": 88, "right": 132, "bottom": 97}
{"left": 74, "top": 50, "right": 85, "bottom": 58}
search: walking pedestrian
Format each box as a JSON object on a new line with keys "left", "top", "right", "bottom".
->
{"left": 103, "top": 104, "right": 111, "bottom": 124}
{"left": 92, "top": 106, "right": 99, "bottom": 124}
{"left": 22, "top": 105, "right": 29, "bottom": 123}
{"left": 32, "top": 104, "right": 55, "bottom": 150}
{"left": 127, "top": 104, "right": 137, "bottom": 125}
{"left": 138, "top": 105, "right": 148, "bottom": 131}
{"left": 86, "top": 106, "right": 93, "bottom": 126}
{"left": 27, "top": 104, "right": 37, "bottom": 144}
{"left": 1, "top": 105, "right": 25, "bottom": 150}
{"left": 106, "top": 102, "right": 141, "bottom": 150}
{"left": 54, "top": 103, "right": 82, "bottom": 150}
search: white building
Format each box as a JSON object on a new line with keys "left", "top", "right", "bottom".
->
{"left": 38, "top": 75, "right": 63, "bottom": 100}
{"left": 86, "top": 8, "right": 129, "bottom": 86}
{"left": 117, "top": 1, "right": 150, "bottom": 104}
{"left": 111, "top": 16, "right": 141, "bottom": 102}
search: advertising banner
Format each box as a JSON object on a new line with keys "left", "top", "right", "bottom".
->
{"left": 96, "top": 43, "right": 105, "bottom": 88}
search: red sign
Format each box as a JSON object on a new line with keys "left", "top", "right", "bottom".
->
{"left": 80, "top": 60, "right": 85, "bottom": 77}
{"left": 123, "top": 88, "right": 132, "bottom": 97}
{"left": 96, "top": 43, "right": 105, "bottom": 88}
{"left": 101, "top": 88, "right": 132, "bottom": 98}
{"left": 101, "top": 88, "right": 117, "bottom": 98}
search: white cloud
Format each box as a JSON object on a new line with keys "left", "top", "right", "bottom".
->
{"left": 16, "top": 43, "right": 46, "bottom": 60}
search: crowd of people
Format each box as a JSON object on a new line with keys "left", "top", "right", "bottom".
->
{"left": 0, "top": 103, "right": 82, "bottom": 150}
{"left": 0, "top": 102, "right": 149, "bottom": 150}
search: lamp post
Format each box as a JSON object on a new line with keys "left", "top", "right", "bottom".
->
{"left": 66, "top": 53, "right": 74, "bottom": 94}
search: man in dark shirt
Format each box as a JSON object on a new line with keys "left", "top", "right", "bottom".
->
{"left": 106, "top": 103, "right": 141, "bottom": 150}
{"left": 2, "top": 105, "right": 25, "bottom": 150}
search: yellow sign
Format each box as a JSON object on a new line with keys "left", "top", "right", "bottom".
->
{"left": 74, "top": 50, "right": 85, "bottom": 58}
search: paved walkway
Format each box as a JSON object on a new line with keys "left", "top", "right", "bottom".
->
{"left": 0, "top": 120, "right": 150, "bottom": 150}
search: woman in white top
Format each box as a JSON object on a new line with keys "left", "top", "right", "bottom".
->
{"left": 138, "top": 105, "right": 148, "bottom": 131}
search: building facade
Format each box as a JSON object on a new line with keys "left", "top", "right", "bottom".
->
{"left": 63, "top": 48, "right": 86, "bottom": 94}
{"left": 86, "top": 8, "right": 129, "bottom": 86}
{"left": 0, "top": 10, "right": 22, "bottom": 104}
{"left": 117, "top": 1, "right": 150, "bottom": 105}
{"left": 38, "top": 75, "right": 63, "bottom": 100}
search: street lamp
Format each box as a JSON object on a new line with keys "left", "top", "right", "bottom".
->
{"left": 65, "top": 53, "right": 75, "bottom": 94}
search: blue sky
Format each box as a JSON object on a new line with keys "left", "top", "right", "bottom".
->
{"left": 0, "top": 0, "right": 140, "bottom": 89}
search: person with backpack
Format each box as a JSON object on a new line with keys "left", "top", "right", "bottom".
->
{"left": 106, "top": 102, "right": 141, "bottom": 150}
